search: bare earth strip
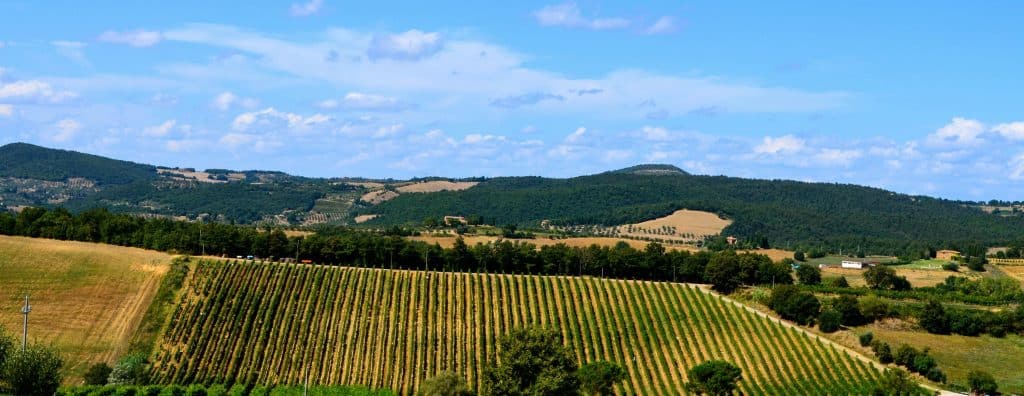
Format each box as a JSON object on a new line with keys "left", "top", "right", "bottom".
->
{"left": 0, "top": 236, "right": 171, "bottom": 382}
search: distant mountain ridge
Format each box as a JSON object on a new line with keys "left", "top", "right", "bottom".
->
{"left": 1, "top": 142, "right": 1020, "bottom": 252}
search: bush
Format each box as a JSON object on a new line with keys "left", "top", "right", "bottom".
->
{"left": 831, "top": 295, "right": 867, "bottom": 326}
{"left": 918, "top": 300, "right": 950, "bottom": 334}
{"left": 794, "top": 250, "right": 805, "bottom": 261}
{"left": 206, "top": 385, "right": 228, "bottom": 396}
{"left": 84, "top": 362, "right": 114, "bottom": 385}
{"left": 864, "top": 266, "right": 911, "bottom": 291}
{"left": 871, "top": 368, "right": 924, "bottom": 396}
{"left": 2, "top": 343, "right": 64, "bottom": 396}
{"left": 859, "top": 332, "right": 874, "bottom": 347}
{"left": 159, "top": 385, "right": 186, "bottom": 396}
{"left": 684, "top": 360, "right": 742, "bottom": 396}
{"left": 481, "top": 327, "right": 579, "bottom": 395}
{"left": 796, "top": 264, "right": 821, "bottom": 285}
{"left": 818, "top": 309, "right": 842, "bottom": 333}
{"left": 108, "top": 353, "right": 149, "bottom": 385}
{"left": 858, "top": 295, "right": 892, "bottom": 322}
{"left": 185, "top": 384, "right": 207, "bottom": 396}
{"left": 871, "top": 341, "right": 893, "bottom": 364}
{"left": 967, "top": 370, "right": 998, "bottom": 395}
{"left": 577, "top": 361, "right": 628, "bottom": 396}
{"left": 417, "top": 371, "right": 474, "bottom": 396}
{"left": 941, "top": 262, "right": 959, "bottom": 272}
{"left": 826, "top": 276, "right": 850, "bottom": 288}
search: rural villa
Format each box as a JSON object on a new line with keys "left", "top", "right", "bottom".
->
{"left": 936, "top": 249, "right": 961, "bottom": 261}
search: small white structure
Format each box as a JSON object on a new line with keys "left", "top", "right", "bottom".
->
{"left": 841, "top": 260, "right": 864, "bottom": 269}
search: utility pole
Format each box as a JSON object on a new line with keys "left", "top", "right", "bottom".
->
{"left": 20, "top": 295, "right": 30, "bottom": 350}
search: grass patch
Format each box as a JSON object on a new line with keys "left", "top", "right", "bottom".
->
{"left": 128, "top": 256, "right": 190, "bottom": 355}
{"left": 868, "top": 326, "right": 1024, "bottom": 394}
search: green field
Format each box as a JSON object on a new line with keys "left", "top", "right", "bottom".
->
{"left": 804, "top": 255, "right": 898, "bottom": 266}
{"left": 151, "top": 260, "right": 882, "bottom": 395}
{"left": 867, "top": 327, "right": 1024, "bottom": 394}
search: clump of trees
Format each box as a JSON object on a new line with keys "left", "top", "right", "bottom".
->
{"left": 767, "top": 285, "right": 820, "bottom": 326}
{"left": 864, "top": 266, "right": 911, "bottom": 291}
{"left": 481, "top": 327, "right": 627, "bottom": 396}
{"left": 684, "top": 360, "right": 742, "bottom": 395}
{"left": 966, "top": 370, "right": 998, "bottom": 395}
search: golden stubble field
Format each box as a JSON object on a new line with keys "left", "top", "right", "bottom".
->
{"left": 617, "top": 209, "right": 732, "bottom": 242}
{"left": 0, "top": 236, "right": 171, "bottom": 381}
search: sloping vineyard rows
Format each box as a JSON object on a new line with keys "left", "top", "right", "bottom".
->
{"left": 151, "top": 260, "right": 881, "bottom": 394}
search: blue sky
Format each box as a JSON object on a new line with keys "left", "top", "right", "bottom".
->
{"left": 1, "top": 1, "right": 1023, "bottom": 199}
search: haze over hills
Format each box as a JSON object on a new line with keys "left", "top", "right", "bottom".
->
{"left": 1, "top": 142, "right": 1021, "bottom": 252}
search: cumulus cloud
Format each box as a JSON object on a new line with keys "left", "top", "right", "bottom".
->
{"left": 367, "top": 30, "right": 443, "bottom": 61}
{"left": 143, "top": 119, "right": 177, "bottom": 137}
{"left": 212, "top": 91, "right": 258, "bottom": 111}
{"left": 290, "top": 0, "right": 324, "bottom": 16}
{"left": 927, "top": 117, "right": 985, "bottom": 146}
{"left": 534, "top": 3, "right": 630, "bottom": 30}
{"left": 232, "top": 107, "right": 331, "bottom": 132}
{"left": 754, "top": 135, "right": 805, "bottom": 154}
{"left": 489, "top": 92, "right": 565, "bottom": 109}
{"left": 98, "top": 30, "right": 162, "bottom": 47}
{"left": 0, "top": 80, "right": 78, "bottom": 103}
{"left": 993, "top": 122, "right": 1024, "bottom": 141}
{"left": 0, "top": 104, "right": 11, "bottom": 117}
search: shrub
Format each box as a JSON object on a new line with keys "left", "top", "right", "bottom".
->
{"left": 684, "top": 360, "right": 742, "bottom": 396}
{"left": 894, "top": 344, "right": 918, "bottom": 367}
{"left": 2, "top": 343, "right": 64, "bottom": 396}
{"left": 831, "top": 295, "right": 867, "bottom": 326}
{"left": 818, "top": 309, "right": 842, "bottom": 333}
{"left": 578, "top": 361, "right": 628, "bottom": 396}
{"left": 918, "top": 300, "right": 950, "bottom": 334}
{"left": 826, "top": 276, "right": 850, "bottom": 288}
{"left": 871, "top": 368, "right": 924, "bottom": 396}
{"left": 967, "top": 370, "right": 998, "bottom": 395}
{"left": 417, "top": 371, "right": 474, "bottom": 396}
{"left": 206, "top": 385, "right": 228, "bottom": 396}
{"left": 795, "top": 264, "right": 821, "bottom": 285}
{"left": 158, "top": 385, "right": 186, "bottom": 396}
{"left": 481, "top": 327, "right": 579, "bottom": 395}
{"left": 941, "top": 262, "right": 959, "bottom": 272}
{"left": 185, "top": 384, "right": 207, "bottom": 396}
{"left": 858, "top": 332, "right": 874, "bottom": 347}
{"left": 858, "top": 295, "right": 892, "bottom": 322}
{"left": 871, "top": 341, "right": 893, "bottom": 364}
{"left": 793, "top": 250, "right": 805, "bottom": 261}
{"left": 108, "top": 353, "right": 149, "bottom": 385}
{"left": 84, "top": 362, "right": 114, "bottom": 385}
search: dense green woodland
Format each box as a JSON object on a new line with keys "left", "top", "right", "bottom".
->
{"left": 0, "top": 142, "right": 157, "bottom": 185}
{"left": 366, "top": 170, "right": 1024, "bottom": 253}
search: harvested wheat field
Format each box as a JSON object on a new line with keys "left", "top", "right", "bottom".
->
{"left": 151, "top": 261, "right": 882, "bottom": 395}
{"left": 360, "top": 189, "right": 400, "bottom": 204}
{"left": 0, "top": 236, "right": 171, "bottom": 381}
{"left": 396, "top": 180, "right": 478, "bottom": 193}
{"left": 408, "top": 235, "right": 698, "bottom": 251}
{"left": 617, "top": 209, "right": 731, "bottom": 242}
{"left": 996, "top": 264, "right": 1024, "bottom": 284}
{"left": 354, "top": 214, "right": 380, "bottom": 223}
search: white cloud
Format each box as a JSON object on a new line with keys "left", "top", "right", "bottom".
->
{"left": 534, "top": 3, "right": 631, "bottom": 30}
{"left": 165, "top": 139, "right": 207, "bottom": 152}
{"left": 754, "top": 135, "right": 805, "bottom": 154}
{"left": 143, "top": 119, "right": 177, "bottom": 137}
{"left": 290, "top": 0, "right": 324, "bottom": 17}
{"left": 52, "top": 40, "right": 88, "bottom": 63}
{"left": 603, "top": 149, "right": 633, "bottom": 162}
{"left": 367, "top": 30, "right": 443, "bottom": 61}
{"left": 643, "top": 16, "right": 679, "bottom": 35}
{"left": 813, "top": 148, "right": 863, "bottom": 167}
{"left": 641, "top": 126, "right": 670, "bottom": 141}
{"left": 926, "top": 117, "right": 985, "bottom": 146}
{"left": 212, "top": 91, "right": 258, "bottom": 111}
{"left": 319, "top": 92, "right": 411, "bottom": 111}
{"left": 98, "top": 30, "right": 162, "bottom": 47}
{"left": 0, "top": 104, "right": 11, "bottom": 117}
{"left": 0, "top": 80, "right": 77, "bottom": 103}
{"left": 374, "top": 123, "right": 405, "bottom": 138}
{"left": 993, "top": 122, "right": 1024, "bottom": 141}
{"left": 566, "top": 127, "right": 587, "bottom": 143}
{"left": 50, "top": 119, "right": 81, "bottom": 142}
{"left": 232, "top": 107, "right": 331, "bottom": 132}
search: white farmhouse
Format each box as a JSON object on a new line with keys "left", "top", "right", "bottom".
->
{"left": 841, "top": 260, "right": 865, "bottom": 269}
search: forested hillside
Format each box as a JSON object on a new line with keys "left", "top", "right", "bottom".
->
{"left": 365, "top": 172, "right": 1024, "bottom": 252}
{"left": 0, "top": 143, "right": 157, "bottom": 185}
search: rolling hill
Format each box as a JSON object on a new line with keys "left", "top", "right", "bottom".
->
{"left": 151, "top": 259, "right": 883, "bottom": 394}
{"left": 2, "top": 142, "right": 1022, "bottom": 253}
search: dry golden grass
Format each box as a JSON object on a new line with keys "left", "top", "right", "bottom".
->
{"left": 395, "top": 181, "right": 478, "bottom": 193}
{"left": 0, "top": 236, "right": 171, "bottom": 382}
{"left": 617, "top": 209, "right": 731, "bottom": 242}
{"left": 282, "top": 230, "right": 314, "bottom": 237}
{"left": 354, "top": 214, "right": 380, "bottom": 224}
{"left": 360, "top": 189, "right": 399, "bottom": 204}
{"left": 408, "top": 235, "right": 701, "bottom": 251}
{"left": 821, "top": 265, "right": 979, "bottom": 288}
{"left": 997, "top": 264, "right": 1024, "bottom": 283}
{"left": 739, "top": 248, "right": 794, "bottom": 262}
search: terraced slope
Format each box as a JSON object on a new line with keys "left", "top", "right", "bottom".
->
{"left": 151, "top": 260, "right": 881, "bottom": 394}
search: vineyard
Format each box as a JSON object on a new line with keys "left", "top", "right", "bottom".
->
{"left": 151, "top": 260, "right": 882, "bottom": 394}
